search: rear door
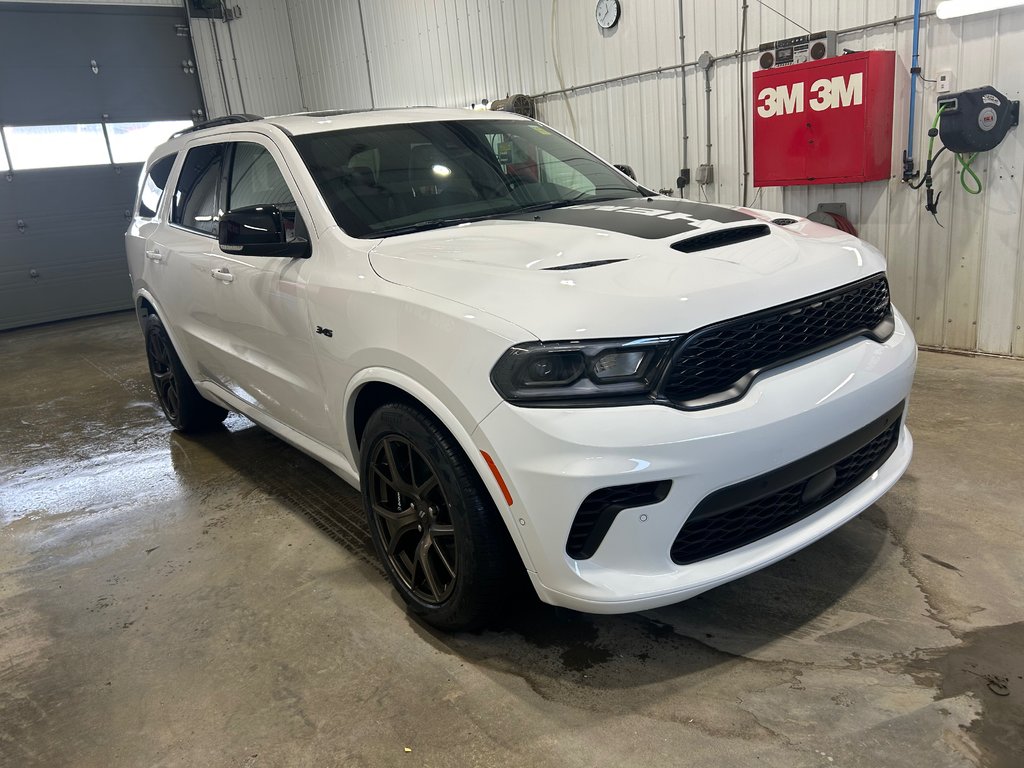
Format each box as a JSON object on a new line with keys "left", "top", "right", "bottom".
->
{"left": 154, "top": 140, "right": 226, "bottom": 377}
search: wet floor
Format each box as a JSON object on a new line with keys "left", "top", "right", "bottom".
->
{"left": 1, "top": 312, "right": 1022, "bottom": 767}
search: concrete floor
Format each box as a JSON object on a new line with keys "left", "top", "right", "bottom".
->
{"left": 1, "top": 312, "right": 1021, "bottom": 768}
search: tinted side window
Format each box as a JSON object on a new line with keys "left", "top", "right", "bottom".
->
{"left": 138, "top": 153, "right": 176, "bottom": 218}
{"left": 228, "top": 143, "right": 295, "bottom": 211}
{"left": 172, "top": 143, "right": 226, "bottom": 235}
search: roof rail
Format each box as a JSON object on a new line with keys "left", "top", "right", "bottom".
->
{"left": 299, "top": 108, "right": 376, "bottom": 118}
{"left": 170, "top": 113, "right": 263, "bottom": 139}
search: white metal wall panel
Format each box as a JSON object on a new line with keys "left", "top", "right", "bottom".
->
{"left": 0, "top": 1, "right": 179, "bottom": 5}
{"left": 189, "top": 16, "right": 233, "bottom": 119}
{"left": 191, "top": 0, "right": 1024, "bottom": 357}
{"left": 188, "top": 0, "right": 304, "bottom": 119}
{"left": 286, "top": 0, "right": 372, "bottom": 110}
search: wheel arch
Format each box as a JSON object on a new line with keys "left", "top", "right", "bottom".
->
{"left": 132, "top": 289, "right": 205, "bottom": 387}
{"left": 345, "top": 369, "right": 536, "bottom": 572}
{"left": 135, "top": 293, "right": 157, "bottom": 324}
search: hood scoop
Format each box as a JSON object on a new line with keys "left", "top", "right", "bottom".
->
{"left": 671, "top": 224, "right": 770, "bottom": 253}
{"left": 543, "top": 259, "right": 628, "bottom": 271}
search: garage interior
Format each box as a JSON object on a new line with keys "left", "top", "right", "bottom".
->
{"left": 1, "top": 1, "right": 1022, "bottom": 766}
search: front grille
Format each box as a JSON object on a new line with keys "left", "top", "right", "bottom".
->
{"left": 566, "top": 480, "right": 671, "bottom": 560}
{"left": 659, "top": 274, "right": 894, "bottom": 409}
{"left": 670, "top": 402, "right": 904, "bottom": 565}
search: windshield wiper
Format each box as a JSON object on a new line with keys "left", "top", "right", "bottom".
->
{"left": 510, "top": 194, "right": 638, "bottom": 216}
{"left": 372, "top": 193, "right": 641, "bottom": 237}
{"left": 373, "top": 216, "right": 486, "bottom": 237}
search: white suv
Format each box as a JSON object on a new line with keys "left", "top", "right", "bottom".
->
{"left": 126, "top": 108, "right": 916, "bottom": 630}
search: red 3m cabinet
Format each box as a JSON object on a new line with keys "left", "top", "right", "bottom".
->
{"left": 753, "top": 50, "right": 896, "bottom": 186}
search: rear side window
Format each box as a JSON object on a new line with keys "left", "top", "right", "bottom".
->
{"left": 172, "top": 143, "right": 226, "bottom": 235}
{"left": 138, "top": 154, "right": 176, "bottom": 218}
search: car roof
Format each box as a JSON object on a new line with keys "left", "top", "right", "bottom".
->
{"left": 149, "top": 106, "right": 532, "bottom": 162}
{"left": 269, "top": 106, "right": 529, "bottom": 135}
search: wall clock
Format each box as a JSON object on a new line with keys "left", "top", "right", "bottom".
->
{"left": 596, "top": 0, "right": 621, "bottom": 30}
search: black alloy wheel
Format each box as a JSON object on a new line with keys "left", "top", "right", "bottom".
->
{"left": 147, "top": 325, "right": 181, "bottom": 422}
{"left": 143, "top": 313, "right": 227, "bottom": 432}
{"left": 359, "top": 403, "right": 522, "bottom": 630}
{"left": 368, "top": 435, "right": 458, "bottom": 604}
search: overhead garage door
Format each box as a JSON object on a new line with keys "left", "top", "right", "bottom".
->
{"left": 0, "top": 2, "right": 205, "bottom": 330}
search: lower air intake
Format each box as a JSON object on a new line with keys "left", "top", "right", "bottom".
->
{"left": 670, "top": 402, "right": 904, "bottom": 565}
{"left": 567, "top": 480, "right": 671, "bottom": 560}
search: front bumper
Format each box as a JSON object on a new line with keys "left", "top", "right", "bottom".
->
{"left": 473, "top": 310, "right": 917, "bottom": 613}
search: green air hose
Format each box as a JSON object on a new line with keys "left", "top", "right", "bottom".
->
{"left": 928, "top": 103, "right": 984, "bottom": 195}
{"left": 927, "top": 104, "right": 946, "bottom": 159}
{"left": 956, "top": 152, "right": 982, "bottom": 194}
{"left": 912, "top": 103, "right": 984, "bottom": 224}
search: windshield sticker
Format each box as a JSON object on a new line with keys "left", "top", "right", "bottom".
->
{"left": 529, "top": 125, "right": 553, "bottom": 135}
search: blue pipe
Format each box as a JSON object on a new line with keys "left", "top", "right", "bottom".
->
{"left": 903, "top": 0, "right": 923, "bottom": 179}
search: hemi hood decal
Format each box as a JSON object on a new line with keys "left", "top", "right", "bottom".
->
{"left": 504, "top": 197, "right": 754, "bottom": 239}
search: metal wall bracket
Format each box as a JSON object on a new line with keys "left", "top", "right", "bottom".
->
{"left": 815, "top": 202, "right": 849, "bottom": 219}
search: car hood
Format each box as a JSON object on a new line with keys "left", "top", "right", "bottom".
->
{"left": 368, "top": 197, "right": 887, "bottom": 340}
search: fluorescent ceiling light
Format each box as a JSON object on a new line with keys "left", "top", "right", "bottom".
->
{"left": 936, "top": 0, "right": 1024, "bottom": 19}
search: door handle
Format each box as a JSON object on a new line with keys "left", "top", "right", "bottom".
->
{"left": 145, "top": 248, "right": 164, "bottom": 263}
{"left": 210, "top": 267, "right": 234, "bottom": 283}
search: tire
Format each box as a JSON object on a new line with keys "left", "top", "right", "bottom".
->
{"left": 144, "top": 313, "right": 227, "bottom": 432}
{"left": 360, "top": 402, "right": 518, "bottom": 631}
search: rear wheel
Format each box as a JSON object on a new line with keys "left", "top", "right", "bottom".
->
{"left": 360, "top": 402, "right": 517, "bottom": 630}
{"left": 144, "top": 313, "right": 227, "bottom": 432}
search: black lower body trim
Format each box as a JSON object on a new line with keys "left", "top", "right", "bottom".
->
{"left": 567, "top": 481, "right": 672, "bottom": 560}
{"left": 670, "top": 401, "right": 905, "bottom": 565}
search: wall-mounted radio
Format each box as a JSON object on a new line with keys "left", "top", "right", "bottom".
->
{"left": 758, "top": 31, "right": 837, "bottom": 70}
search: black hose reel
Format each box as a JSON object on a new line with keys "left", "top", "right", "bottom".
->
{"left": 914, "top": 86, "right": 1019, "bottom": 226}
{"left": 937, "top": 86, "right": 1019, "bottom": 153}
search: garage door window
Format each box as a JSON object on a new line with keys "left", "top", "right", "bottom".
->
{"left": 172, "top": 143, "right": 225, "bottom": 236}
{"left": 0, "top": 120, "right": 192, "bottom": 171}
{"left": 107, "top": 121, "right": 194, "bottom": 164}
{"left": 138, "top": 153, "right": 177, "bottom": 219}
{"left": 2, "top": 124, "right": 109, "bottom": 170}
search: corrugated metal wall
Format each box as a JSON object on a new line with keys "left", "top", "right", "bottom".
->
{"left": 188, "top": 0, "right": 1024, "bottom": 356}
{"left": 287, "top": 0, "right": 373, "bottom": 109}
{"left": 1, "top": 0, "right": 179, "bottom": 5}
{"left": 187, "top": 0, "right": 305, "bottom": 119}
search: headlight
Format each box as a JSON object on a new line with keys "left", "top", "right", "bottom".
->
{"left": 490, "top": 336, "right": 679, "bottom": 405}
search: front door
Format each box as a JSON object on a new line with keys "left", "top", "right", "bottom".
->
{"left": 206, "top": 136, "right": 330, "bottom": 445}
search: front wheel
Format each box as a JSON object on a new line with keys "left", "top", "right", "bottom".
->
{"left": 360, "top": 403, "right": 518, "bottom": 631}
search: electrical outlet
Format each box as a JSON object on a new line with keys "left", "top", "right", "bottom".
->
{"left": 937, "top": 70, "right": 954, "bottom": 94}
{"left": 696, "top": 164, "right": 714, "bottom": 185}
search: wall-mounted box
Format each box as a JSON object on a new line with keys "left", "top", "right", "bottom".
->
{"left": 753, "top": 50, "right": 896, "bottom": 186}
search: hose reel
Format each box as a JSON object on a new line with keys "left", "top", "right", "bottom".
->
{"left": 912, "top": 85, "right": 1019, "bottom": 226}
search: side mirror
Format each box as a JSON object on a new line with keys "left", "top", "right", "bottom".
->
{"left": 613, "top": 163, "right": 637, "bottom": 181}
{"left": 218, "top": 205, "right": 311, "bottom": 258}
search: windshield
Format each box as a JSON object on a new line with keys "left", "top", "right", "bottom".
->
{"left": 290, "top": 119, "right": 641, "bottom": 238}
